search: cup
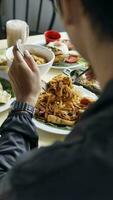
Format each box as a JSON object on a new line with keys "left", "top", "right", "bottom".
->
{"left": 6, "top": 19, "right": 29, "bottom": 47}
{"left": 44, "top": 30, "right": 61, "bottom": 44}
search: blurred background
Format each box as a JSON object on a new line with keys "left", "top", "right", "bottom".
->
{"left": 0, "top": 0, "right": 64, "bottom": 39}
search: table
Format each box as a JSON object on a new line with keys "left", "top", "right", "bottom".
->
{"left": 0, "top": 32, "right": 69, "bottom": 147}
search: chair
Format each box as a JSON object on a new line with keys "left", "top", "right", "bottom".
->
{"left": 0, "top": 0, "right": 56, "bottom": 38}
{"left": 0, "top": 0, "right": 3, "bottom": 38}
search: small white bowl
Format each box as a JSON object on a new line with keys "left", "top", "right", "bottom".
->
{"left": 6, "top": 44, "right": 55, "bottom": 77}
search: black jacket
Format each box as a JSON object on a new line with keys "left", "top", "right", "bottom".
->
{"left": 0, "top": 81, "right": 113, "bottom": 200}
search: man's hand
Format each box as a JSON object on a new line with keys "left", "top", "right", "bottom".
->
{"left": 8, "top": 46, "right": 41, "bottom": 107}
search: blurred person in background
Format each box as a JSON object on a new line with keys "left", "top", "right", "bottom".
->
{"left": 0, "top": 0, "right": 113, "bottom": 199}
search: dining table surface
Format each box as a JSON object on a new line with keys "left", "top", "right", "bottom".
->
{"left": 0, "top": 32, "right": 70, "bottom": 147}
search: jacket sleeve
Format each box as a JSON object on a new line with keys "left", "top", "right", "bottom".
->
{"left": 0, "top": 111, "right": 38, "bottom": 181}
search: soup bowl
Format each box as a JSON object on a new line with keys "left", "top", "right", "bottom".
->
{"left": 6, "top": 44, "right": 55, "bottom": 77}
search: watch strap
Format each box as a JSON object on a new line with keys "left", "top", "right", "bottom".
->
{"left": 11, "top": 101, "right": 35, "bottom": 117}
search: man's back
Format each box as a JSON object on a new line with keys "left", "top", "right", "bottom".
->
{"left": 1, "top": 80, "right": 113, "bottom": 200}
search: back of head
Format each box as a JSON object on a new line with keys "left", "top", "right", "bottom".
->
{"left": 81, "top": 0, "right": 113, "bottom": 40}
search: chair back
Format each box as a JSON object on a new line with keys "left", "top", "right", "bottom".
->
{"left": 0, "top": 0, "right": 56, "bottom": 38}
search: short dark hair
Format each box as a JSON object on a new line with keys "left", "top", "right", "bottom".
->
{"left": 81, "top": 0, "right": 113, "bottom": 40}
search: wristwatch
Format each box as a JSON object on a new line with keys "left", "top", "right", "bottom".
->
{"left": 11, "top": 100, "right": 35, "bottom": 117}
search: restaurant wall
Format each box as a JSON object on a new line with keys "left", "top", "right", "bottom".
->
{"left": 1, "top": 0, "right": 64, "bottom": 34}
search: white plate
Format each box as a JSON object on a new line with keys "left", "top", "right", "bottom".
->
{"left": 0, "top": 97, "right": 15, "bottom": 113}
{"left": 33, "top": 85, "right": 98, "bottom": 135}
{"left": 74, "top": 85, "right": 98, "bottom": 100}
{"left": 0, "top": 72, "right": 15, "bottom": 112}
{"left": 50, "top": 49, "right": 87, "bottom": 70}
{"left": 51, "top": 63, "right": 86, "bottom": 70}
{"left": 32, "top": 118, "right": 71, "bottom": 135}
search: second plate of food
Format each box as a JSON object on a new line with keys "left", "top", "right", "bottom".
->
{"left": 47, "top": 40, "right": 88, "bottom": 70}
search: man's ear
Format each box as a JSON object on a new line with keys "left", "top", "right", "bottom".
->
{"left": 62, "top": 0, "right": 82, "bottom": 25}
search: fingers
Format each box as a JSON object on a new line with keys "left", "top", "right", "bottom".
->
{"left": 13, "top": 46, "right": 38, "bottom": 72}
{"left": 12, "top": 47, "right": 34, "bottom": 77}
{"left": 8, "top": 69, "right": 17, "bottom": 94}
{"left": 8, "top": 47, "right": 41, "bottom": 106}
{"left": 13, "top": 45, "right": 18, "bottom": 59}
{"left": 13, "top": 46, "right": 28, "bottom": 66}
{"left": 8, "top": 63, "right": 17, "bottom": 85}
{"left": 13, "top": 46, "right": 23, "bottom": 62}
{"left": 24, "top": 50, "right": 38, "bottom": 72}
